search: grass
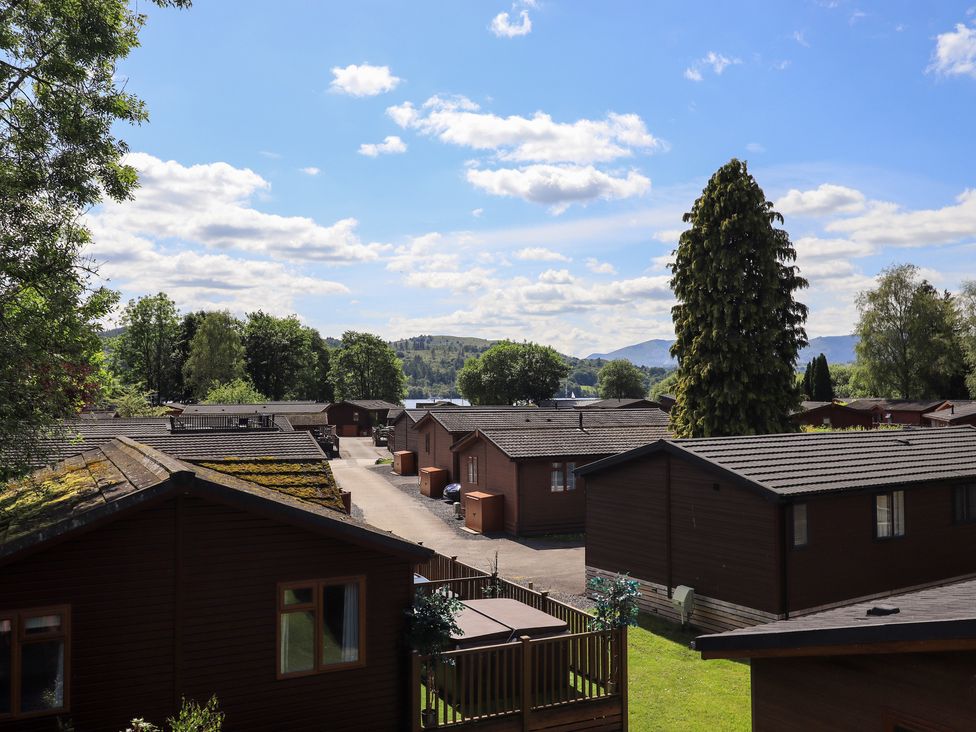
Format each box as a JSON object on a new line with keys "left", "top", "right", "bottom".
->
{"left": 375, "top": 457, "right": 394, "bottom": 465}
{"left": 628, "top": 613, "right": 750, "bottom": 731}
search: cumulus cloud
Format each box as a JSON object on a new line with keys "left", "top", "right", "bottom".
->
{"left": 472, "top": 208, "right": 484, "bottom": 218}
{"left": 466, "top": 165, "right": 650, "bottom": 214}
{"left": 793, "top": 236, "right": 877, "bottom": 260}
{"left": 514, "top": 247, "right": 571, "bottom": 262}
{"left": 652, "top": 229, "right": 683, "bottom": 244}
{"left": 490, "top": 10, "right": 532, "bottom": 37}
{"left": 300, "top": 166, "right": 320, "bottom": 176}
{"left": 684, "top": 52, "right": 741, "bottom": 81}
{"left": 329, "top": 63, "right": 401, "bottom": 96}
{"left": 387, "top": 95, "right": 663, "bottom": 164}
{"left": 928, "top": 22, "right": 976, "bottom": 78}
{"left": 91, "top": 153, "right": 387, "bottom": 264}
{"left": 775, "top": 183, "right": 866, "bottom": 217}
{"left": 586, "top": 258, "right": 617, "bottom": 274}
{"left": 358, "top": 135, "right": 407, "bottom": 157}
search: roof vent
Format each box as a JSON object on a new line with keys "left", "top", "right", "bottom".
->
{"left": 895, "top": 438, "right": 911, "bottom": 446}
{"left": 865, "top": 604, "right": 900, "bottom": 617}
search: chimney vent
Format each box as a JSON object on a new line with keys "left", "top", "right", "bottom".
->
{"left": 866, "top": 604, "right": 900, "bottom": 617}
{"left": 579, "top": 411, "right": 583, "bottom": 430}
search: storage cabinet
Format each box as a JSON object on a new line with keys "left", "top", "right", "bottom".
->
{"left": 464, "top": 491, "right": 504, "bottom": 533}
{"left": 393, "top": 450, "right": 416, "bottom": 475}
{"left": 420, "top": 467, "right": 448, "bottom": 498}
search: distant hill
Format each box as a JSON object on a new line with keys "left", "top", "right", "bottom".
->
{"left": 586, "top": 334, "right": 859, "bottom": 368}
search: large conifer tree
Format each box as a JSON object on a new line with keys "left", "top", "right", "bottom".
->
{"left": 669, "top": 159, "right": 808, "bottom": 437}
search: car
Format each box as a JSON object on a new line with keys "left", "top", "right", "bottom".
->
{"left": 443, "top": 483, "right": 461, "bottom": 502}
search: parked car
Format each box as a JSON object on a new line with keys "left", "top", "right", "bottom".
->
{"left": 373, "top": 425, "right": 391, "bottom": 447}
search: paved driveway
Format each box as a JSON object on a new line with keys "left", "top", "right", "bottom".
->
{"left": 330, "top": 438, "right": 586, "bottom": 595}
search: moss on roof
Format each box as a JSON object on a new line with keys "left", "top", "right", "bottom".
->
{"left": 194, "top": 458, "right": 343, "bottom": 511}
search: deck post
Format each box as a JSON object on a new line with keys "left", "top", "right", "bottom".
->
{"left": 619, "top": 626, "right": 629, "bottom": 731}
{"left": 411, "top": 652, "right": 422, "bottom": 732}
{"left": 520, "top": 635, "right": 532, "bottom": 732}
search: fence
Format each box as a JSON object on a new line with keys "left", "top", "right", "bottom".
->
{"left": 169, "top": 414, "right": 280, "bottom": 432}
{"left": 411, "top": 628, "right": 626, "bottom": 731}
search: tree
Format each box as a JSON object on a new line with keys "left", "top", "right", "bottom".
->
{"left": 293, "top": 328, "right": 334, "bottom": 402}
{"left": 112, "top": 293, "right": 182, "bottom": 401}
{"left": 829, "top": 363, "right": 872, "bottom": 400}
{"left": 330, "top": 331, "right": 405, "bottom": 404}
{"left": 669, "top": 159, "right": 808, "bottom": 437}
{"left": 173, "top": 310, "right": 208, "bottom": 400}
{"left": 0, "top": 0, "right": 187, "bottom": 475}
{"left": 855, "top": 265, "right": 968, "bottom": 399}
{"left": 813, "top": 354, "right": 835, "bottom": 401}
{"left": 111, "top": 384, "right": 169, "bottom": 417}
{"left": 242, "top": 312, "right": 309, "bottom": 400}
{"left": 204, "top": 378, "right": 267, "bottom": 404}
{"left": 456, "top": 341, "right": 569, "bottom": 405}
{"left": 597, "top": 360, "right": 646, "bottom": 399}
{"left": 183, "top": 311, "right": 244, "bottom": 399}
{"left": 958, "top": 280, "right": 976, "bottom": 398}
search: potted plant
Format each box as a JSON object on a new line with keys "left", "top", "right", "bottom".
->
{"left": 406, "top": 591, "right": 463, "bottom": 728}
{"left": 587, "top": 574, "right": 640, "bottom": 693}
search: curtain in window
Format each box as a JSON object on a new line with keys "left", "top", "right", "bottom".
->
{"left": 566, "top": 463, "right": 576, "bottom": 490}
{"left": 341, "top": 582, "right": 359, "bottom": 663}
{"left": 892, "top": 490, "right": 904, "bottom": 536}
{"left": 876, "top": 494, "right": 892, "bottom": 538}
{"left": 551, "top": 462, "right": 563, "bottom": 491}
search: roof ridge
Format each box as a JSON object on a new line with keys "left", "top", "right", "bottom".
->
{"left": 113, "top": 436, "right": 196, "bottom": 478}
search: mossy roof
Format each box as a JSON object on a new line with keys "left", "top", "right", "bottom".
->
{"left": 194, "top": 458, "right": 343, "bottom": 511}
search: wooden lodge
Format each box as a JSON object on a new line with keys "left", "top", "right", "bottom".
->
{"left": 326, "top": 400, "right": 400, "bottom": 437}
{"left": 696, "top": 577, "right": 976, "bottom": 730}
{"left": 926, "top": 401, "right": 976, "bottom": 428}
{"left": 451, "top": 417, "right": 671, "bottom": 536}
{"left": 579, "top": 398, "right": 662, "bottom": 410}
{"left": 180, "top": 402, "right": 330, "bottom": 432}
{"left": 0, "top": 436, "right": 430, "bottom": 731}
{"left": 790, "top": 400, "right": 875, "bottom": 430}
{"left": 579, "top": 426, "right": 976, "bottom": 632}
{"left": 843, "top": 398, "right": 952, "bottom": 426}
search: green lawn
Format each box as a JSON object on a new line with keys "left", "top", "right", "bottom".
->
{"left": 628, "top": 613, "right": 751, "bottom": 731}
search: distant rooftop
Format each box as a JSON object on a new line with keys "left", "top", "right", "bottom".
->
{"left": 423, "top": 408, "right": 670, "bottom": 434}
{"left": 463, "top": 424, "right": 673, "bottom": 459}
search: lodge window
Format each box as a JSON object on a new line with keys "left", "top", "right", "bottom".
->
{"left": 875, "top": 490, "right": 905, "bottom": 539}
{"left": 424, "top": 434, "right": 430, "bottom": 454}
{"left": 792, "top": 503, "right": 808, "bottom": 548}
{"left": 278, "top": 578, "right": 365, "bottom": 678}
{"left": 466, "top": 456, "right": 478, "bottom": 484}
{"left": 550, "top": 462, "right": 576, "bottom": 492}
{"left": 0, "top": 606, "right": 69, "bottom": 718}
{"left": 954, "top": 485, "right": 976, "bottom": 523}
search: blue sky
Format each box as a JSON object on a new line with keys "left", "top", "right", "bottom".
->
{"left": 89, "top": 0, "right": 976, "bottom": 356}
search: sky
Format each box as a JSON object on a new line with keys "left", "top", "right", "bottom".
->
{"left": 88, "top": 0, "right": 976, "bottom": 357}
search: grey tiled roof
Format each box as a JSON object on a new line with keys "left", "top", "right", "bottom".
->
{"left": 674, "top": 426, "right": 976, "bottom": 496}
{"left": 133, "top": 430, "right": 326, "bottom": 461}
{"left": 925, "top": 402, "right": 976, "bottom": 422}
{"left": 844, "top": 398, "right": 948, "bottom": 412}
{"left": 339, "top": 400, "right": 400, "bottom": 411}
{"left": 182, "top": 402, "right": 329, "bottom": 415}
{"left": 580, "top": 398, "right": 661, "bottom": 409}
{"left": 427, "top": 408, "right": 669, "bottom": 433}
{"left": 696, "top": 576, "right": 976, "bottom": 655}
{"left": 475, "top": 425, "right": 673, "bottom": 459}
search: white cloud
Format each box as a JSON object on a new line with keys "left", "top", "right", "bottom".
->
{"left": 329, "top": 63, "right": 401, "bottom": 97}
{"left": 652, "top": 229, "right": 683, "bottom": 244}
{"left": 91, "top": 152, "right": 387, "bottom": 264}
{"left": 775, "top": 183, "right": 866, "bottom": 216}
{"left": 300, "top": 166, "right": 320, "bottom": 176}
{"left": 793, "top": 30, "right": 810, "bottom": 47}
{"left": 472, "top": 208, "right": 484, "bottom": 218}
{"left": 684, "top": 51, "right": 741, "bottom": 81}
{"left": 825, "top": 188, "right": 976, "bottom": 247}
{"left": 259, "top": 150, "right": 281, "bottom": 159}
{"left": 793, "top": 236, "right": 877, "bottom": 260}
{"left": 514, "top": 247, "right": 571, "bottom": 262}
{"left": 358, "top": 135, "right": 408, "bottom": 157}
{"left": 466, "top": 165, "right": 650, "bottom": 214}
{"left": 586, "top": 258, "right": 617, "bottom": 274}
{"left": 928, "top": 23, "right": 976, "bottom": 78}
{"left": 490, "top": 10, "right": 532, "bottom": 37}
{"left": 387, "top": 96, "right": 664, "bottom": 164}
{"left": 746, "top": 142, "right": 766, "bottom": 154}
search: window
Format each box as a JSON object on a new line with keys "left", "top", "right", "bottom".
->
{"left": 424, "top": 433, "right": 430, "bottom": 454}
{"left": 792, "top": 503, "right": 808, "bottom": 548}
{"left": 954, "top": 485, "right": 976, "bottom": 523}
{"left": 466, "top": 456, "right": 478, "bottom": 484}
{"left": 278, "top": 579, "right": 364, "bottom": 677}
{"left": 352, "top": 411, "right": 359, "bottom": 422}
{"left": 0, "top": 607, "right": 69, "bottom": 718}
{"left": 550, "top": 462, "right": 577, "bottom": 492}
{"left": 875, "top": 490, "right": 905, "bottom": 539}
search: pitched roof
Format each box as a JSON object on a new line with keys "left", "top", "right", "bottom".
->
{"left": 925, "top": 402, "right": 976, "bottom": 423}
{"left": 460, "top": 424, "right": 673, "bottom": 459}
{"left": 844, "top": 398, "right": 949, "bottom": 413}
{"left": 696, "top": 576, "right": 976, "bottom": 658}
{"left": 387, "top": 407, "right": 405, "bottom": 423}
{"left": 580, "top": 398, "right": 661, "bottom": 409}
{"left": 0, "top": 437, "right": 429, "bottom": 563}
{"left": 131, "top": 430, "right": 326, "bottom": 462}
{"left": 181, "top": 402, "right": 329, "bottom": 415}
{"left": 333, "top": 399, "right": 400, "bottom": 411}
{"left": 420, "top": 408, "right": 669, "bottom": 434}
{"left": 577, "top": 426, "right": 976, "bottom": 498}
{"left": 21, "top": 418, "right": 174, "bottom": 465}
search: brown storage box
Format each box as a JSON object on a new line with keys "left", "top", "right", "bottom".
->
{"left": 339, "top": 424, "right": 359, "bottom": 437}
{"left": 420, "top": 467, "right": 448, "bottom": 498}
{"left": 393, "top": 450, "right": 416, "bottom": 475}
{"left": 464, "top": 491, "right": 504, "bottom": 534}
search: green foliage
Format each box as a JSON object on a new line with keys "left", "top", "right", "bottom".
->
{"left": 393, "top": 335, "right": 496, "bottom": 398}
{"left": 456, "top": 341, "right": 569, "bottom": 405}
{"left": 183, "top": 311, "right": 244, "bottom": 399}
{"left": 173, "top": 311, "right": 208, "bottom": 400}
{"left": 203, "top": 378, "right": 267, "bottom": 404}
{"left": 958, "top": 281, "right": 976, "bottom": 398}
{"left": 293, "top": 328, "right": 334, "bottom": 403}
{"left": 855, "top": 264, "right": 968, "bottom": 399}
{"left": 828, "top": 363, "right": 872, "bottom": 399}
{"left": 802, "top": 354, "right": 834, "bottom": 401}
{"left": 669, "top": 159, "right": 808, "bottom": 437}
{"left": 242, "top": 312, "right": 311, "bottom": 400}
{"left": 406, "top": 591, "right": 464, "bottom": 658}
{"left": 597, "top": 360, "right": 647, "bottom": 399}
{"left": 122, "top": 695, "right": 223, "bottom": 732}
{"left": 588, "top": 574, "right": 641, "bottom": 631}
{"left": 112, "top": 293, "right": 182, "bottom": 401}
{"left": 0, "top": 0, "right": 186, "bottom": 475}
{"left": 649, "top": 371, "right": 678, "bottom": 401}
{"left": 330, "top": 331, "right": 406, "bottom": 404}
{"left": 111, "top": 384, "right": 169, "bottom": 417}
